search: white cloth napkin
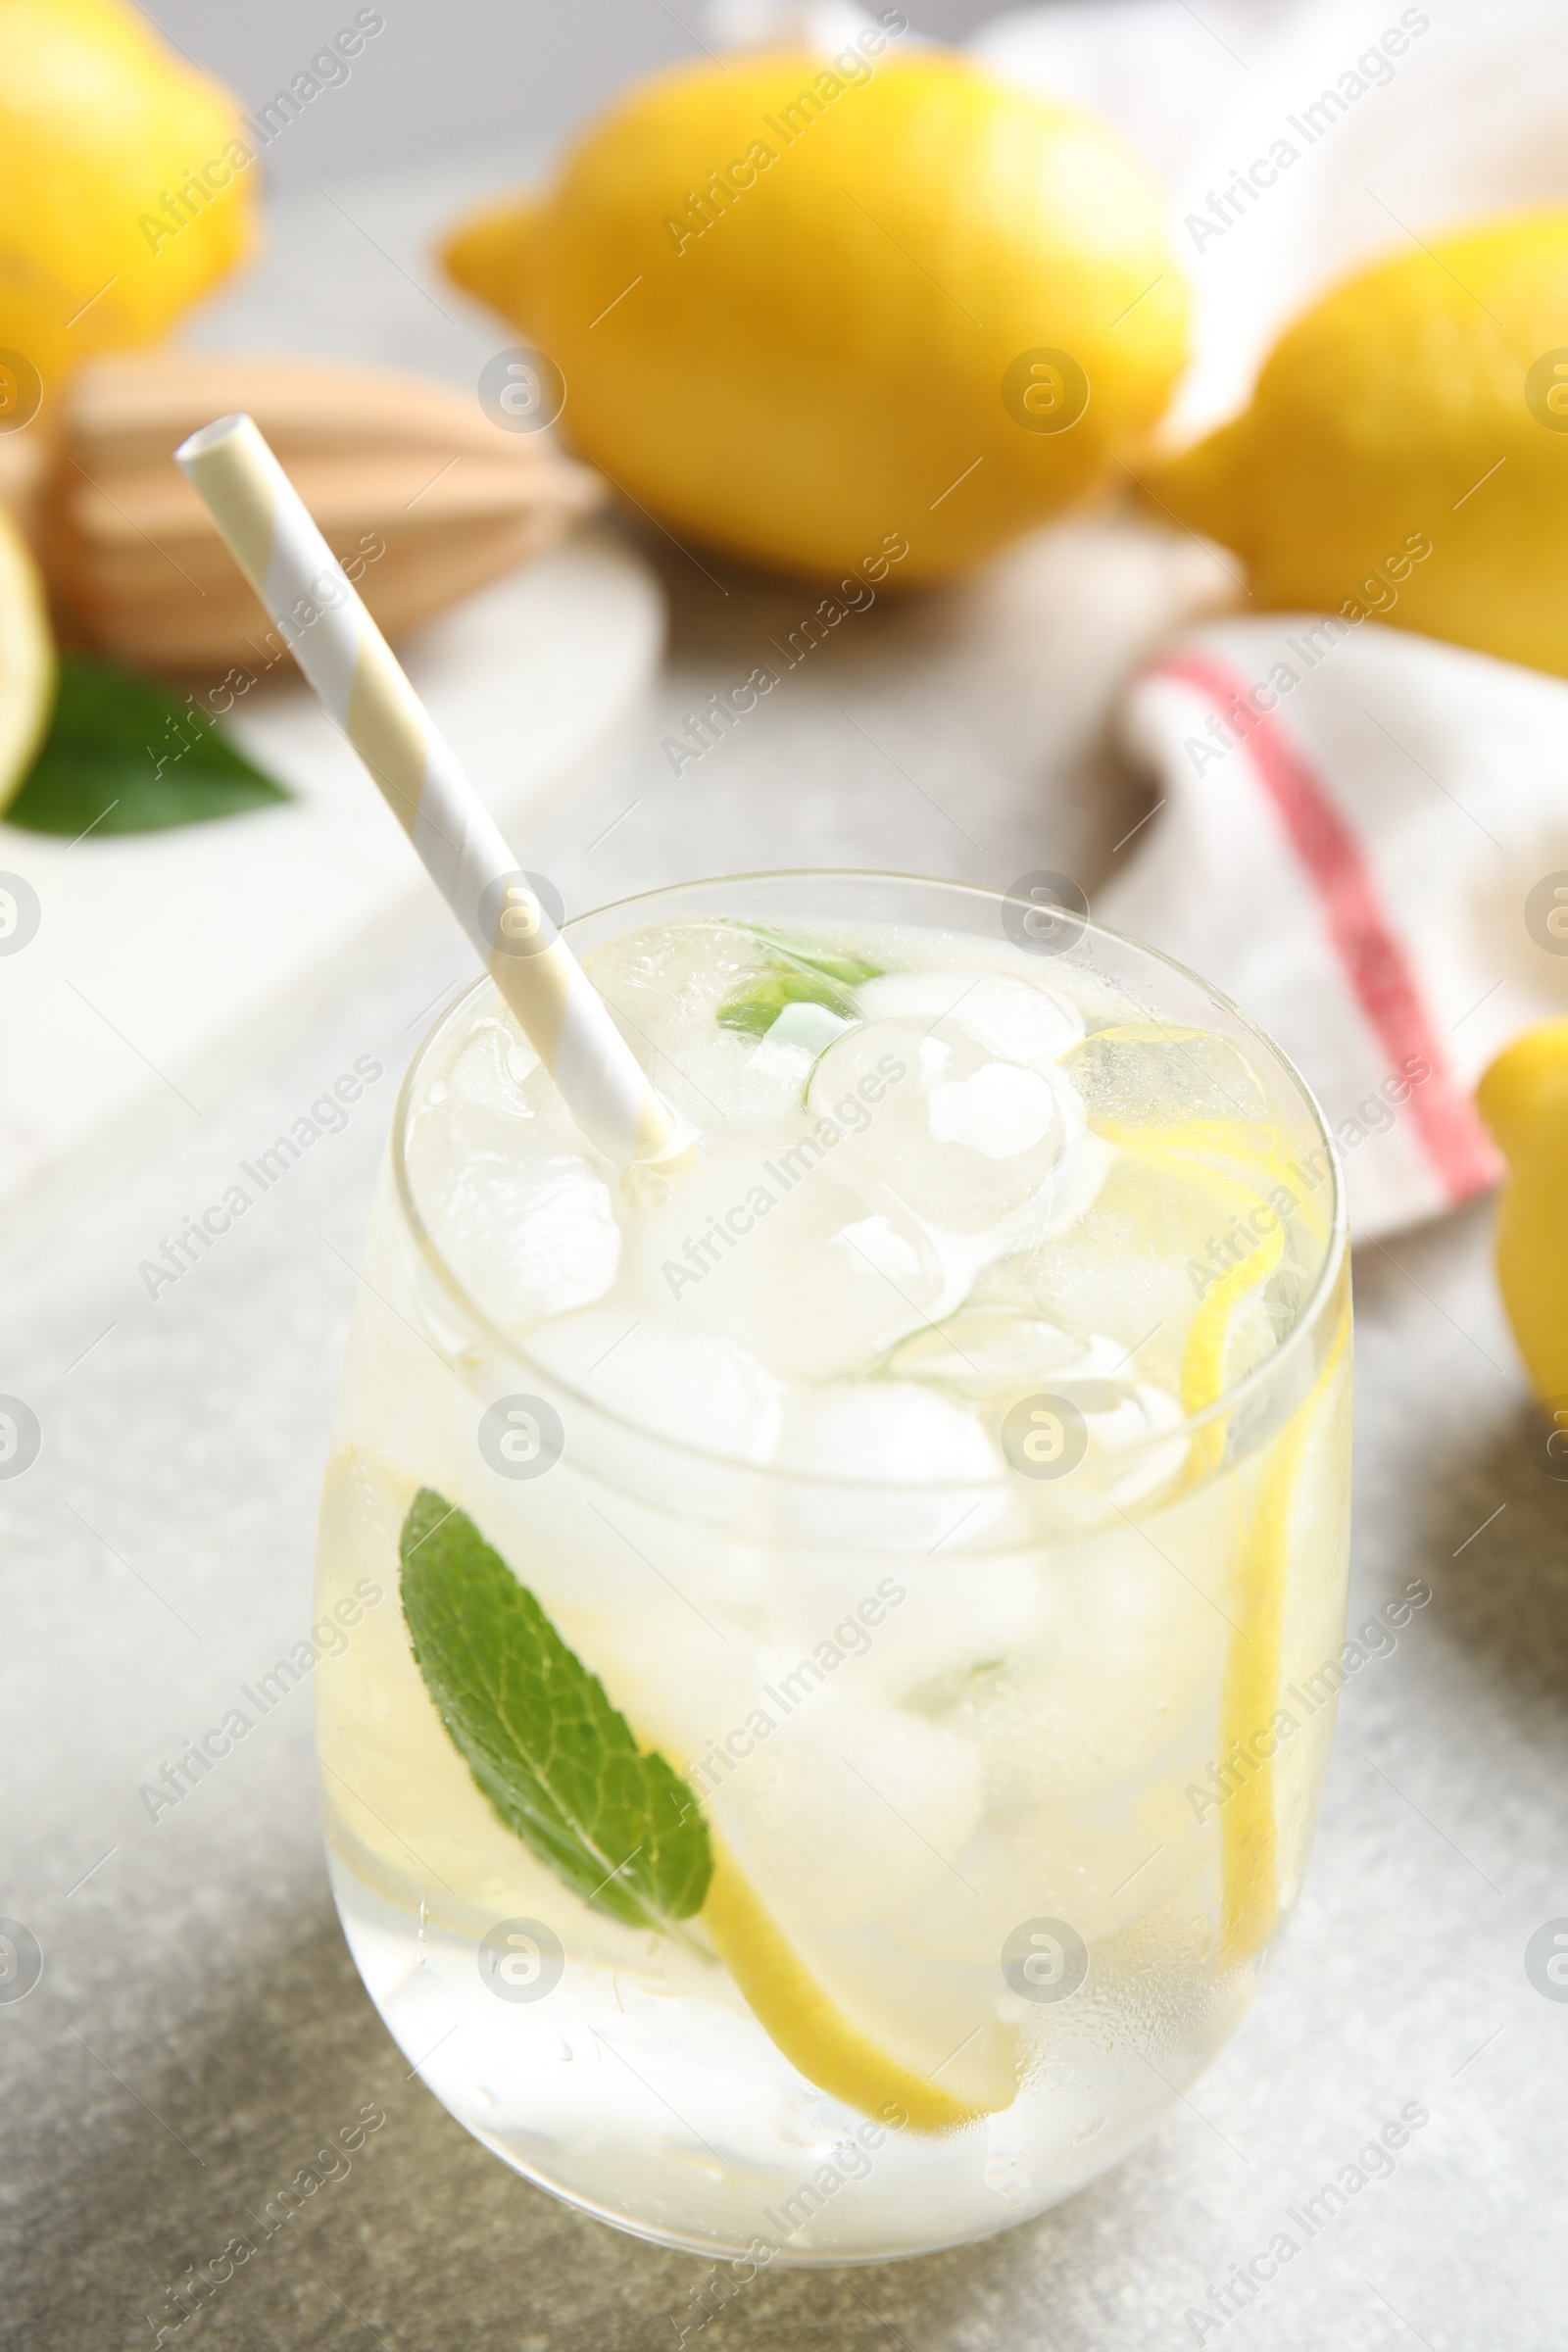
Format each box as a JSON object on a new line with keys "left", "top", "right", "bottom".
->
{"left": 1099, "top": 616, "right": 1568, "bottom": 1237}
{"left": 971, "top": 0, "right": 1568, "bottom": 1234}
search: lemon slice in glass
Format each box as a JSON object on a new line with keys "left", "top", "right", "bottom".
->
{"left": 1063, "top": 1022, "right": 1346, "bottom": 1960}
{"left": 703, "top": 1843, "right": 998, "bottom": 2134}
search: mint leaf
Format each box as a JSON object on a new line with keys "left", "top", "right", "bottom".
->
{"left": 5, "top": 656, "right": 289, "bottom": 836}
{"left": 717, "top": 964, "right": 860, "bottom": 1037}
{"left": 399, "top": 1490, "right": 711, "bottom": 1930}
{"left": 717, "top": 928, "right": 880, "bottom": 1035}
{"left": 744, "top": 927, "right": 882, "bottom": 991}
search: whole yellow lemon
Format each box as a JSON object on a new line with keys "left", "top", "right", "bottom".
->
{"left": 0, "top": 0, "right": 255, "bottom": 414}
{"left": 1478, "top": 1020, "right": 1568, "bottom": 1403}
{"left": 1150, "top": 214, "right": 1568, "bottom": 675}
{"left": 442, "top": 40, "right": 1188, "bottom": 584}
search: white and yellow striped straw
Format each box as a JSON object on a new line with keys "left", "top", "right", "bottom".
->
{"left": 174, "top": 412, "right": 679, "bottom": 1167}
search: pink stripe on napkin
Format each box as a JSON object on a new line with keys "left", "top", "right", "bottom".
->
{"left": 1150, "top": 651, "right": 1500, "bottom": 1207}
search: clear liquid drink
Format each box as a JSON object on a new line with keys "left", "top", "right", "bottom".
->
{"left": 315, "top": 873, "right": 1350, "bottom": 2264}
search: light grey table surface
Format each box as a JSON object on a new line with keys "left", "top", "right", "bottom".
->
{"left": 4, "top": 157, "right": 1563, "bottom": 2352}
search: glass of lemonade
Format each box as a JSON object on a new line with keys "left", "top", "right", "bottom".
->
{"left": 314, "top": 871, "right": 1350, "bottom": 2265}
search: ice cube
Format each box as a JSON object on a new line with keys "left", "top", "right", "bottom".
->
{"left": 916, "top": 1549, "right": 1215, "bottom": 1813}
{"left": 894, "top": 1795, "right": 1202, "bottom": 1960}
{"left": 771, "top": 1379, "right": 1005, "bottom": 1548}
{"left": 624, "top": 1133, "right": 950, "bottom": 1381}
{"left": 833, "top": 1210, "right": 925, "bottom": 1286}
{"left": 1095, "top": 1380, "right": 1188, "bottom": 1507}
{"left": 889, "top": 1549, "right": 1220, "bottom": 1952}
{"left": 808, "top": 1018, "right": 1080, "bottom": 1234}
{"left": 444, "top": 1012, "right": 541, "bottom": 1114}
{"left": 1071, "top": 1377, "right": 1184, "bottom": 1461}
{"left": 779, "top": 1378, "right": 1001, "bottom": 1486}
{"left": 1004, "top": 1374, "right": 1190, "bottom": 1523}
{"left": 424, "top": 1006, "right": 604, "bottom": 1159}
{"left": 1064, "top": 1021, "right": 1273, "bottom": 1143}
{"left": 714, "top": 1695, "right": 985, "bottom": 1928}
{"left": 928, "top": 1057, "right": 1060, "bottom": 1158}
{"left": 745, "top": 999, "right": 855, "bottom": 1096}
{"left": 981, "top": 1137, "right": 1281, "bottom": 1393}
{"left": 580, "top": 919, "right": 863, "bottom": 1129}
{"left": 856, "top": 968, "right": 1084, "bottom": 1065}
{"left": 879, "top": 1291, "right": 1194, "bottom": 1521}
{"left": 434, "top": 1151, "right": 623, "bottom": 1332}
{"left": 408, "top": 1013, "right": 527, "bottom": 1158}
{"left": 408, "top": 1025, "right": 623, "bottom": 1330}
{"left": 837, "top": 1550, "right": 1050, "bottom": 1698}
{"left": 887, "top": 1307, "right": 1129, "bottom": 1399}
{"left": 577, "top": 1610, "right": 774, "bottom": 1775}
{"left": 524, "top": 1309, "right": 784, "bottom": 1466}
{"left": 648, "top": 1026, "right": 836, "bottom": 1130}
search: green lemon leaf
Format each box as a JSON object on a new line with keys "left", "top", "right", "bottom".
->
{"left": 399, "top": 1490, "right": 711, "bottom": 1930}
{"left": 5, "top": 655, "right": 289, "bottom": 835}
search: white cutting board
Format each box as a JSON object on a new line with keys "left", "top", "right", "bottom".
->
{"left": 0, "top": 523, "right": 664, "bottom": 1253}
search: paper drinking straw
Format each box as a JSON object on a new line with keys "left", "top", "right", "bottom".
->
{"left": 174, "top": 412, "right": 679, "bottom": 1167}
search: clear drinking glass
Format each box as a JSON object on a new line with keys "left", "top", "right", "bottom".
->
{"left": 314, "top": 872, "right": 1350, "bottom": 2266}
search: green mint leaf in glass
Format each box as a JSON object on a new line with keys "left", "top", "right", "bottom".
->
{"left": 5, "top": 655, "right": 290, "bottom": 836}
{"left": 716, "top": 928, "right": 881, "bottom": 1037}
{"left": 744, "top": 927, "right": 882, "bottom": 991}
{"left": 717, "top": 964, "right": 858, "bottom": 1036}
{"left": 399, "top": 1490, "right": 711, "bottom": 1931}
